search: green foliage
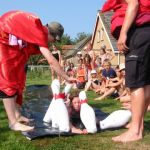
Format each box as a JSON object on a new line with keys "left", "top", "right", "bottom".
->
{"left": 26, "top": 67, "right": 51, "bottom": 85}
{"left": 60, "top": 34, "right": 74, "bottom": 45}
{"left": 73, "top": 32, "right": 91, "bottom": 44}
{"left": 27, "top": 32, "right": 91, "bottom": 65}
{"left": 28, "top": 54, "right": 43, "bottom": 65}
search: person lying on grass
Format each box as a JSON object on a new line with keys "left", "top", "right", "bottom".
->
{"left": 67, "top": 89, "right": 131, "bottom": 134}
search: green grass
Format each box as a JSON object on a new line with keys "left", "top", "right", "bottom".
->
{"left": 0, "top": 70, "right": 150, "bottom": 150}
{"left": 26, "top": 69, "right": 52, "bottom": 85}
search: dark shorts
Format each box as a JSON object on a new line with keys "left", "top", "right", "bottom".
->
{"left": 0, "top": 90, "right": 16, "bottom": 98}
{"left": 76, "top": 82, "right": 86, "bottom": 89}
{"left": 93, "top": 80, "right": 99, "bottom": 85}
{"left": 125, "top": 24, "right": 150, "bottom": 88}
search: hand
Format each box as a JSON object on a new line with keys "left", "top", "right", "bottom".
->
{"left": 71, "top": 128, "right": 86, "bottom": 134}
{"left": 66, "top": 77, "right": 78, "bottom": 83}
{"left": 117, "top": 32, "right": 129, "bottom": 53}
{"left": 82, "top": 129, "right": 88, "bottom": 134}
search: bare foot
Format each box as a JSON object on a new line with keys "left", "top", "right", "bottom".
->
{"left": 112, "top": 130, "right": 142, "bottom": 143}
{"left": 9, "top": 122, "right": 34, "bottom": 132}
{"left": 94, "top": 96, "right": 104, "bottom": 101}
{"left": 17, "top": 116, "right": 34, "bottom": 124}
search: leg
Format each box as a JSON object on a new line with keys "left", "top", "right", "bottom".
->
{"left": 91, "top": 82, "right": 101, "bottom": 90}
{"left": 112, "top": 87, "right": 145, "bottom": 143}
{"left": 121, "top": 102, "right": 131, "bottom": 110}
{"left": 3, "top": 97, "right": 34, "bottom": 131}
{"left": 57, "top": 74, "right": 61, "bottom": 82}
{"left": 95, "top": 87, "right": 116, "bottom": 100}
{"left": 144, "top": 85, "right": 150, "bottom": 112}
{"left": 85, "top": 80, "right": 92, "bottom": 91}
{"left": 95, "top": 88, "right": 102, "bottom": 93}
{"left": 3, "top": 97, "right": 17, "bottom": 125}
{"left": 114, "top": 25, "right": 150, "bottom": 142}
{"left": 137, "top": 85, "right": 150, "bottom": 132}
{"left": 15, "top": 104, "right": 34, "bottom": 123}
{"left": 146, "top": 105, "right": 150, "bottom": 111}
{"left": 120, "top": 95, "right": 131, "bottom": 103}
{"left": 138, "top": 85, "right": 150, "bottom": 132}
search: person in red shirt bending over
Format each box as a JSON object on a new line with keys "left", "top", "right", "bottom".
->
{"left": 102, "top": 0, "right": 150, "bottom": 142}
{"left": 0, "top": 10, "right": 76, "bottom": 132}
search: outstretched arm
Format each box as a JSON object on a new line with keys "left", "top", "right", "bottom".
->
{"left": 71, "top": 124, "right": 87, "bottom": 134}
{"left": 40, "top": 46, "right": 74, "bottom": 82}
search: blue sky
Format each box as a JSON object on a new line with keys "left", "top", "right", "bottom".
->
{"left": 0, "top": 0, "right": 105, "bottom": 39}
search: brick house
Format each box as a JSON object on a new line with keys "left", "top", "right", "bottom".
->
{"left": 91, "top": 10, "right": 125, "bottom": 65}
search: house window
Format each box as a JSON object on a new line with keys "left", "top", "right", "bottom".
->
{"left": 97, "top": 28, "right": 104, "bottom": 43}
{"left": 100, "top": 28, "right": 104, "bottom": 42}
{"left": 97, "top": 30, "right": 101, "bottom": 43}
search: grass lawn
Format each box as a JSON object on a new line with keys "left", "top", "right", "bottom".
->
{"left": 0, "top": 70, "right": 150, "bottom": 150}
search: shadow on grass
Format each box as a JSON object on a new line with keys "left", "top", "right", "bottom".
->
{"left": 0, "top": 101, "right": 7, "bottom": 121}
{"left": 144, "top": 120, "right": 150, "bottom": 131}
{"left": 0, "top": 126, "right": 10, "bottom": 132}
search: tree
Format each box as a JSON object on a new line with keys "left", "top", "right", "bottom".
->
{"left": 28, "top": 54, "right": 43, "bottom": 65}
{"left": 73, "top": 32, "right": 91, "bottom": 44}
{"left": 27, "top": 32, "right": 91, "bottom": 65}
{"left": 60, "top": 34, "right": 74, "bottom": 45}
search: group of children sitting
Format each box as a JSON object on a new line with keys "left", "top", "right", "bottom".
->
{"left": 62, "top": 57, "right": 131, "bottom": 111}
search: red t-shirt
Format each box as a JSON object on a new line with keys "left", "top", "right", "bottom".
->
{"left": 0, "top": 10, "right": 49, "bottom": 105}
{"left": 77, "top": 68, "right": 86, "bottom": 83}
{"left": 102, "top": 0, "right": 150, "bottom": 38}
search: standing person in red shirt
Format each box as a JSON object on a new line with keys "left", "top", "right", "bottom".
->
{"left": 102, "top": 0, "right": 150, "bottom": 142}
{"left": 0, "top": 10, "right": 76, "bottom": 132}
